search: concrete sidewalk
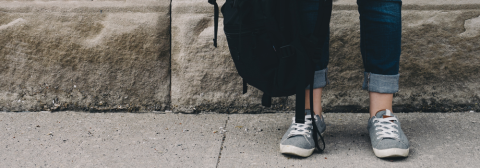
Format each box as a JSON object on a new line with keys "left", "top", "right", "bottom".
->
{"left": 1, "top": 112, "right": 479, "bottom": 167}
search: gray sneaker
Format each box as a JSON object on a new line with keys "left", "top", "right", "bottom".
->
{"left": 368, "top": 109, "right": 409, "bottom": 158}
{"left": 279, "top": 110, "right": 326, "bottom": 157}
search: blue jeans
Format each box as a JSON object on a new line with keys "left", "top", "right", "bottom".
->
{"left": 302, "top": 0, "right": 402, "bottom": 93}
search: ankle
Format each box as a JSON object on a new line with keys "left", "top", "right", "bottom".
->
{"left": 370, "top": 109, "right": 393, "bottom": 118}
{"left": 305, "top": 109, "right": 323, "bottom": 117}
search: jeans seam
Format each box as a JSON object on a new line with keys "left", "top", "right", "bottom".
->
{"left": 359, "top": 7, "right": 369, "bottom": 76}
{"left": 367, "top": 72, "right": 370, "bottom": 91}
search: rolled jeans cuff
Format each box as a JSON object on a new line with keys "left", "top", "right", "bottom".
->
{"left": 362, "top": 72, "right": 399, "bottom": 93}
{"left": 306, "top": 68, "right": 329, "bottom": 90}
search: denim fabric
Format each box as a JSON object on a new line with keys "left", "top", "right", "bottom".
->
{"left": 301, "top": 0, "right": 402, "bottom": 93}
{"left": 299, "top": 0, "right": 330, "bottom": 72}
{"left": 358, "top": 0, "right": 402, "bottom": 76}
{"left": 305, "top": 68, "right": 329, "bottom": 89}
{"left": 362, "top": 72, "right": 399, "bottom": 93}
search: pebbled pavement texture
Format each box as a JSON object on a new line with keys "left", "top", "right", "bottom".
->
{"left": 1, "top": 112, "right": 479, "bottom": 167}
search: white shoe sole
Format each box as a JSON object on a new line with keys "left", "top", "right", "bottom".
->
{"left": 279, "top": 133, "right": 324, "bottom": 157}
{"left": 279, "top": 144, "right": 315, "bottom": 157}
{"left": 373, "top": 148, "right": 409, "bottom": 158}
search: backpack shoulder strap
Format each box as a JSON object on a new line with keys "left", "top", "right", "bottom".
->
{"left": 208, "top": 0, "right": 219, "bottom": 47}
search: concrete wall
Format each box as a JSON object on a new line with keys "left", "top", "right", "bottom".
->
{"left": 0, "top": 0, "right": 171, "bottom": 112}
{"left": 1, "top": 0, "right": 480, "bottom": 112}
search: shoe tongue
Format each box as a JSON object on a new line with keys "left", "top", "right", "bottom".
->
{"left": 305, "top": 109, "right": 312, "bottom": 116}
{"left": 375, "top": 109, "right": 393, "bottom": 118}
{"left": 375, "top": 109, "right": 396, "bottom": 123}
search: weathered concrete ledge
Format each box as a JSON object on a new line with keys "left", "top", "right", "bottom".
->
{"left": 0, "top": 1, "right": 169, "bottom": 13}
{"left": 172, "top": 0, "right": 480, "bottom": 113}
{"left": 0, "top": 0, "right": 171, "bottom": 112}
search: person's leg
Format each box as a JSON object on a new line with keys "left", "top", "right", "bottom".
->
{"left": 357, "top": 0, "right": 401, "bottom": 115}
{"left": 305, "top": 62, "right": 328, "bottom": 116}
{"left": 305, "top": 88, "right": 323, "bottom": 115}
{"left": 279, "top": 0, "right": 330, "bottom": 157}
{"left": 369, "top": 92, "right": 392, "bottom": 117}
{"left": 357, "top": 0, "right": 409, "bottom": 158}
{"left": 300, "top": 0, "right": 330, "bottom": 116}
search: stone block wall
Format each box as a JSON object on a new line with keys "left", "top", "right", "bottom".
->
{"left": 1, "top": 0, "right": 479, "bottom": 112}
{"left": 0, "top": 0, "right": 171, "bottom": 112}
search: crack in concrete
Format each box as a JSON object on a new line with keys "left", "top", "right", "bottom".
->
{"left": 169, "top": 0, "right": 173, "bottom": 111}
{"left": 215, "top": 116, "right": 229, "bottom": 168}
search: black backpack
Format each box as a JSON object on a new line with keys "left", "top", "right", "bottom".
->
{"left": 208, "top": 0, "right": 332, "bottom": 151}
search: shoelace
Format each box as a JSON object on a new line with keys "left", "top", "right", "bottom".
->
{"left": 288, "top": 115, "right": 314, "bottom": 138}
{"left": 373, "top": 116, "right": 399, "bottom": 139}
